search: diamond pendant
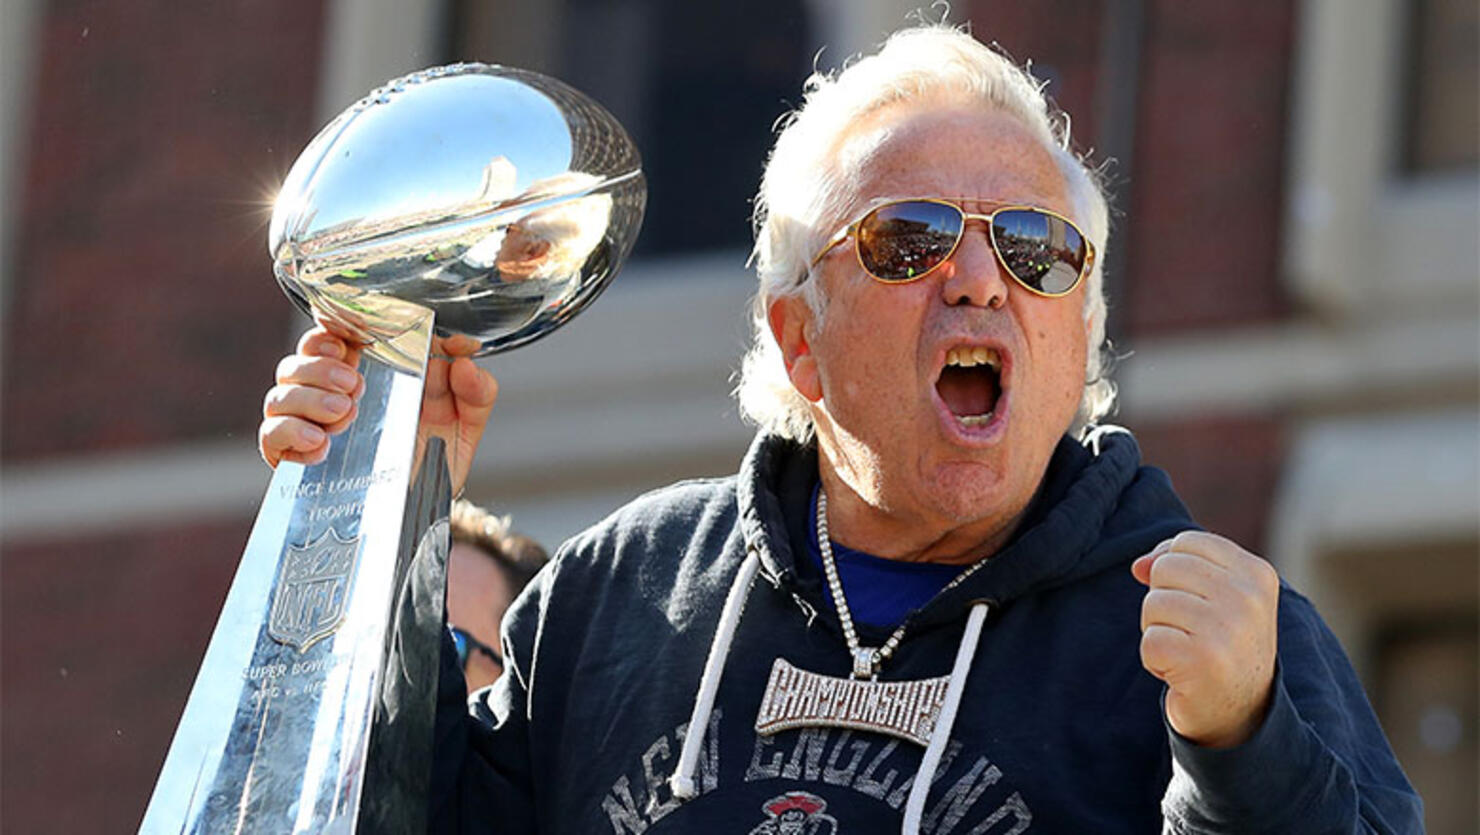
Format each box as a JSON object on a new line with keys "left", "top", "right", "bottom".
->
{"left": 754, "top": 658, "right": 950, "bottom": 748}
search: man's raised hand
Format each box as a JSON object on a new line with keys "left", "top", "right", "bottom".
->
{"left": 260, "top": 328, "right": 365, "bottom": 469}
{"left": 414, "top": 332, "right": 498, "bottom": 493}
{"left": 259, "top": 326, "right": 498, "bottom": 494}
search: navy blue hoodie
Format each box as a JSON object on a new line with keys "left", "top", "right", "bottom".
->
{"left": 430, "top": 431, "right": 1421, "bottom": 832}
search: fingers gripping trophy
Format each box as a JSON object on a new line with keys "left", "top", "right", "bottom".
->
{"left": 142, "top": 66, "right": 644, "bottom": 833}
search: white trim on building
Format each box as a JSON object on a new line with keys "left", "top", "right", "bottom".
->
{"left": 1268, "top": 0, "right": 1480, "bottom": 676}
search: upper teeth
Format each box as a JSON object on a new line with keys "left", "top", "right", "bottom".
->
{"left": 945, "top": 346, "right": 1001, "bottom": 370}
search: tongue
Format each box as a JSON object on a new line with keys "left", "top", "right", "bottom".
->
{"left": 937, "top": 366, "right": 1000, "bottom": 417}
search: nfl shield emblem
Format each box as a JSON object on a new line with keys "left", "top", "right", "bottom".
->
{"left": 268, "top": 529, "right": 362, "bottom": 651}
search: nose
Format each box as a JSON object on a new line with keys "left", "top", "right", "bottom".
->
{"left": 938, "top": 221, "right": 1009, "bottom": 309}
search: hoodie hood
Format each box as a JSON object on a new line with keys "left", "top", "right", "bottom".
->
{"left": 736, "top": 427, "right": 1196, "bottom": 631}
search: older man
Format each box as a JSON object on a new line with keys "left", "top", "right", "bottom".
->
{"left": 260, "top": 24, "right": 1419, "bottom": 834}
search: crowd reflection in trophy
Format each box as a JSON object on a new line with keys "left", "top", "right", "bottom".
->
{"left": 316, "top": 156, "right": 617, "bottom": 343}
{"left": 425, "top": 161, "right": 615, "bottom": 336}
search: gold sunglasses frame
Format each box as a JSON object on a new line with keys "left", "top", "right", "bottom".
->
{"left": 809, "top": 198, "right": 1097, "bottom": 298}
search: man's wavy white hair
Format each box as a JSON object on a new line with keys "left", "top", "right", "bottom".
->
{"left": 737, "top": 23, "right": 1116, "bottom": 441}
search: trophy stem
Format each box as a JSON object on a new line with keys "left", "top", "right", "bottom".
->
{"left": 358, "top": 434, "right": 452, "bottom": 834}
{"left": 142, "top": 311, "right": 448, "bottom": 834}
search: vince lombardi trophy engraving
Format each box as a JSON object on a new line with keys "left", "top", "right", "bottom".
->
{"left": 141, "top": 65, "right": 645, "bottom": 833}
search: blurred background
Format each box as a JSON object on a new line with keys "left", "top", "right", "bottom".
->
{"left": 1, "top": 0, "right": 1475, "bottom": 831}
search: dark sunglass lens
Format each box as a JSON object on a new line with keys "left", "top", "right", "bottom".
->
{"left": 992, "top": 210, "right": 1087, "bottom": 294}
{"left": 857, "top": 202, "right": 962, "bottom": 281}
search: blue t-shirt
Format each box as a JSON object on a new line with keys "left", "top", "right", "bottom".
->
{"left": 806, "top": 484, "right": 963, "bottom": 630}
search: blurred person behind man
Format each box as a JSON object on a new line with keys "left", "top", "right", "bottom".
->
{"left": 446, "top": 499, "right": 548, "bottom": 692}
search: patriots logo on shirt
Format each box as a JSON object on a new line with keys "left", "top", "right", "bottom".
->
{"left": 748, "top": 791, "right": 839, "bottom": 835}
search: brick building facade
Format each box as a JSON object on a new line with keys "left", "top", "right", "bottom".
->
{"left": 2, "top": 1, "right": 1474, "bottom": 831}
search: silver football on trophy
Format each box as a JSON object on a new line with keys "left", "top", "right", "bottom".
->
{"left": 269, "top": 63, "right": 645, "bottom": 355}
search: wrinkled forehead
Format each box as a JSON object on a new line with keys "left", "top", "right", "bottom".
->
{"left": 825, "top": 101, "right": 1070, "bottom": 228}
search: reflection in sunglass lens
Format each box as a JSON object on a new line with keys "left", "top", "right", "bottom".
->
{"left": 857, "top": 201, "right": 962, "bottom": 281}
{"left": 991, "top": 209, "right": 1086, "bottom": 295}
{"left": 450, "top": 627, "right": 470, "bottom": 667}
{"left": 849, "top": 201, "right": 1089, "bottom": 295}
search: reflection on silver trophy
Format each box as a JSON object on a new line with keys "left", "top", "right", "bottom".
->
{"left": 142, "top": 64, "right": 645, "bottom": 833}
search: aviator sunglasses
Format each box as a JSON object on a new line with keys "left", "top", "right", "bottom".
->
{"left": 811, "top": 198, "right": 1096, "bottom": 297}
{"left": 449, "top": 625, "right": 503, "bottom": 672}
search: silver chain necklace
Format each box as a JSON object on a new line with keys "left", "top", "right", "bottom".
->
{"left": 816, "top": 488, "right": 988, "bottom": 679}
{"left": 752, "top": 487, "right": 990, "bottom": 747}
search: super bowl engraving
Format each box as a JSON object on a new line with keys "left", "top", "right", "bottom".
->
{"left": 268, "top": 529, "right": 361, "bottom": 651}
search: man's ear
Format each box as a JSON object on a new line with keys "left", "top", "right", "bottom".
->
{"left": 768, "top": 295, "right": 822, "bottom": 402}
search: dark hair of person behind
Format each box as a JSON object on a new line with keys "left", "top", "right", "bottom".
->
{"left": 449, "top": 499, "right": 550, "bottom": 595}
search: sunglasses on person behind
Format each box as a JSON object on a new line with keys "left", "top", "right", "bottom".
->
{"left": 810, "top": 198, "right": 1096, "bottom": 297}
{"left": 449, "top": 625, "right": 503, "bottom": 672}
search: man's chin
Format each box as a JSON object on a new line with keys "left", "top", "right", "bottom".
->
{"left": 923, "top": 462, "right": 1016, "bottom": 517}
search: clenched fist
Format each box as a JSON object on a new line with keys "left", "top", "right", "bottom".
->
{"left": 1132, "top": 531, "right": 1280, "bottom": 749}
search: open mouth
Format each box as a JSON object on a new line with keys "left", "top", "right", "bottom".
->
{"left": 936, "top": 346, "right": 1002, "bottom": 427}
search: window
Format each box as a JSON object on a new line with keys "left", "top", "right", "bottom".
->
{"left": 1404, "top": 0, "right": 1479, "bottom": 173}
{"left": 447, "top": 0, "right": 814, "bottom": 257}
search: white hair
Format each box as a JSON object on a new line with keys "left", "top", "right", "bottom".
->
{"left": 737, "top": 23, "right": 1116, "bottom": 442}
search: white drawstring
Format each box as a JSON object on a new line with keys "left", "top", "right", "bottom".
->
{"left": 1083, "top": 423, "right": 1130, "bottom": 456}
{"left": 901, "top": 601, "right": 991, "bottom": 834}
{"left": 670, "top": 548, "right": 762, "bottom": 799}
{"left": 670, "top": 548, "right": 990, "bottom": 826}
